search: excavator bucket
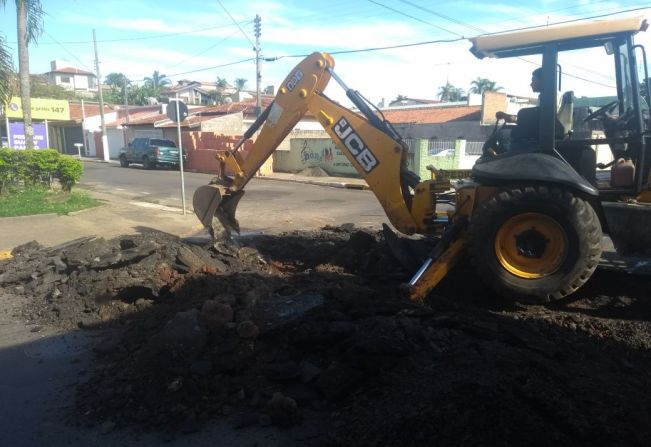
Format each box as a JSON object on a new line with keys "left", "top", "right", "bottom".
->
{"left": 192, "top": 185, "right": 244, "bottom": 240}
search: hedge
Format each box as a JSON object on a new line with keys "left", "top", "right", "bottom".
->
{"left": 0, "top": 149, "right": 84, "bottom": 194}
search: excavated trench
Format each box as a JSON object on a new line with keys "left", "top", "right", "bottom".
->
{"left": 1, "top": 226, "right": 651, "bottom": 446}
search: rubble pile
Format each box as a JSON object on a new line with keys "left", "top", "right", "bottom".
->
{"left": 1, "top": 226, "right": 651, "bottom": 445}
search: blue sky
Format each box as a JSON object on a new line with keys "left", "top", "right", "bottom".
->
{"left": 1, "top": 0, "right": 650, "bottom": 105}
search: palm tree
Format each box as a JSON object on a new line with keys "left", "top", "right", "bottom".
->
{"left": 469, "top": 77, "right": 502, "bottom": 95}
{"left": 210, "top": 76, "right": 229, "bottom": 105}
{"left": 144, "top": 70, "right": 171, "bottom": 89}
{"left": 0, "top": 35, "right": 12, "bottom": 106}
{"left": 234, "top": 78, "right": 247, "bottom": 91}
{"left": 1, "top": 0, "right": 44, "bottom": 149}
{"left": 437, "top": 83, "right": 465, "bottom": 102}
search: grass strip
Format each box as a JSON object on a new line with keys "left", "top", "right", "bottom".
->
{"left": 0, "top": 189, "right": 103, "bottom": 217}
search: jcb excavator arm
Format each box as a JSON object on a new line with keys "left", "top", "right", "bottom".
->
{"left": 193, "top": 52, "right": 461, "bottom": 301}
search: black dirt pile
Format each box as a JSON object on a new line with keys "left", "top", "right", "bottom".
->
{"left": 2, "top": 226, "right": 651, "bottom": 446}
{"left": 0, "top": 230, "right": 288, "bottom": 330}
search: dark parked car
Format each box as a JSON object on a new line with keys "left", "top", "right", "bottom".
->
{"left": 119, "top": 137, "right": 186, "bottom": 169}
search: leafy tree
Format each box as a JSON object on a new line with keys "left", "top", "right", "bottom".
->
{"left": 0, "top": 0, "right": 44, "bottom": 149}
{"left": 127, "top": 84, "right": 158, "bottom": 106}
{"left": 437, "top": 83, "right": 466, "bottom": 102}
{"left": 144, "top": 70, "right": 170, "bottom": 89}
{"left": 210, "top": 76, "right": 229, "bottom": 105}
{"left": 394, "top": 94, "right": 407, "bottom": 102}
{"left": 105, "top": 72, "right": 130, "bottom": 103}
{"left": 234, "top": 78, "right": 247, "bottom": 91}
{"left": 469, "top": 77, "right": 502, "bottom": 95}
{"left": 30, "top": 78, "right": 77, "bottom": 100}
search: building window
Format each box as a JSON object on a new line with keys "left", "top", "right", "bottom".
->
{"left": 88, "top": 77, "right": 96, "bottom": 89}
{"left": 61, "top": 76, "right": 71, "bottom": 83}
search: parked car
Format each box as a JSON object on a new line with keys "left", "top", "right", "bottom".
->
{"left": 119, "top": 137, "right": 186, "bottom": 169}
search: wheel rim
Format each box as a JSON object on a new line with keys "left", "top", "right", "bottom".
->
{"left": 494, "top": 212, "right": 568, "bottom": 279}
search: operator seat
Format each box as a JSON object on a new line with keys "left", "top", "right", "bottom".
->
{"left": 511, "top": 90, "right": 575, "bottom": 145}
{"left": 556, "top": 91, "right": 574, "bottom": 137}
{"left": 555, "top": 91, "right": 596, "bottom": 186}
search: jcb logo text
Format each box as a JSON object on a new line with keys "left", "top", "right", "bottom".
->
{"left": 333, "top": 118, "right": 379, "bottom": 173}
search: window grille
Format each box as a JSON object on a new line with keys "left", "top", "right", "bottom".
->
{"left": 427, "top": 139, "right": 455, "bottom": 156}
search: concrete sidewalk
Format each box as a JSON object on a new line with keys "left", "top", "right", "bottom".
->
{"left": 0, "top": 189, "right": 204, "bottom": 251}
{"left": 0, "top": 168, "right": 370, "bottom": 252}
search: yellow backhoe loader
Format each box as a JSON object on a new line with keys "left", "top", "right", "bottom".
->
{"left": 194, "top": 16, "right": 651, "bottom": 303}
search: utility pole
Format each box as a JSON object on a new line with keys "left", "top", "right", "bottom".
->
{"left": 254, "top": 15, "right": 261, "bottom": 117}
{"left": 123, "top": 80, "right": 130, "bottom": 146}
{"left": 93, "top": 29, "right": 109, "bottom": 161}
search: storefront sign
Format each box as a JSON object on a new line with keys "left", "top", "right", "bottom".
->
{"left": 5, "top": 97, "right": 70, "bottom": 121}
{"left": 8, "top": 122, "right": 48, "bottom": 149}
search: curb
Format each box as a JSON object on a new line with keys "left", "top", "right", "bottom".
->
{"left": 66, "top": 203, "right": 105, "bottom": 216}
{"left": 0, "top": 213, "right": 58, "bottom": 220}
{"left": 256, "top": 176, "right": 369, "bottom": 190}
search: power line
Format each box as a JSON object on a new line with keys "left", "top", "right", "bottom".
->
{"left": 216, "top": 0, "right": 255, "bottom": 48}
{"left": 130, "top": 7, "right": 647, "bottom": 86}
{"left": 478, "top": 6, "right": 651, "bottom": 37}
{"left": 167, "top": 25, "right": 247, "bottom": 69}
{"left": 396, "top": 0, "right": 486, "bottom": 34}
{"left": 43, "top": 31, "right": 95, "bottom": 73}
{"left": 265, "top": 36, "right": 465, "bottom": 62}
{"left": 366, "top": 0, "right": 461, "bottom": 37}
{"left": 28, "top": 22, "right": 250, "bottom": 45}
{"left": 164, "top": 57, "right": 256, "bottom": 78}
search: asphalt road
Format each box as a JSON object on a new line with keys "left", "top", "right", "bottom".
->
{"left": 80, "top": 161, "right": 390, "bottom": 233}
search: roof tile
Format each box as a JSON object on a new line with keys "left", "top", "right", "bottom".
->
{"left": 382, "top": 105, "right": 481, "bottom": 124}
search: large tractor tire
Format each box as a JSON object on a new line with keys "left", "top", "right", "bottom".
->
{"left": 468, "top": 186, "right": 602, "bottom": 303}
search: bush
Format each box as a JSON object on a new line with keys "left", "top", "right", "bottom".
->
{"left": 0, "top": 149, "right": 20, "bottom": 194}
{"left": 57, "top": 155, "right": 84, "bottom": 191}
{"left": 0, "top": 149, "right": 83, "bottom": 193}
{"left": 23, "top": 149, "right": 61, "bottom": 187}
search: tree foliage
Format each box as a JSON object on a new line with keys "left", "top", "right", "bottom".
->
{"left": 437, "top": 83, "right": 466, "bottom": 102}
{"left": 209, "top": 76, "right": 230, "bottom": 104}
{"left": 234, "top": 78, "right": 247, "bottom": 91}
{"left": 30, "top": 78, "right": 78, "bottom": 100}
{"left": 144, "top": 70, "right": 170, "bottom": 89}
{"left": 0, "top": 35, "right": 13, "bottom": 107}
{"left": 0, "top": 148, "right": 83, "bottom": 193}
{"left": 469, "top": 77, "right": 502, "bottom": 95}
{"left": 1, "top": 0, "right": 44, "bottom": 149}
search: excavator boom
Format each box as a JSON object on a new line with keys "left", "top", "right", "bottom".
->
{"left": 193, "top": 52, "right": 456, "bottom": 300}
{"left": 193, "top": 52, "right": 438, "bottom": 236}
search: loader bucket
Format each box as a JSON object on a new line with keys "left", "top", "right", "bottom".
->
{"left": 192, "top": 185, "right": 244, "bottom": 240}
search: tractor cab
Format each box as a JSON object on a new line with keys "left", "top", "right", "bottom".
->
{"left": 470, "top": 16, "right": 650, "bottom": 200}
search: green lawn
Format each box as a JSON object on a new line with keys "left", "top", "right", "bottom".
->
{"left": 0, "top": 189, "right": 103, "bottom": 217}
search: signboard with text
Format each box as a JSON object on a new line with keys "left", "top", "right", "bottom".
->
{"left": 5, "top": 97, "right": 70, "bottom": 121}
{"left": 8, "top": 122, "right": 48, "bottom": 149}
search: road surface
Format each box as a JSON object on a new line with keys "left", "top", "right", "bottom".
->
{"left": 80, "top": 162, "right": 390, "bottom": 233}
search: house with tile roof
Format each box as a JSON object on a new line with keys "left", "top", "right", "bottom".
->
{"left": 160, "top": 81, "right": 214, "bottom": 105}
{"left": 372, "top": 91, "right": 537, "bottom": 176}
{"left": 45, "top": 60, "right": 97, "bottom": 97}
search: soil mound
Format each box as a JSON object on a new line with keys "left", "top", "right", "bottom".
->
{"left": 1, "top": 226, "right": 651, "bottom": 445}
